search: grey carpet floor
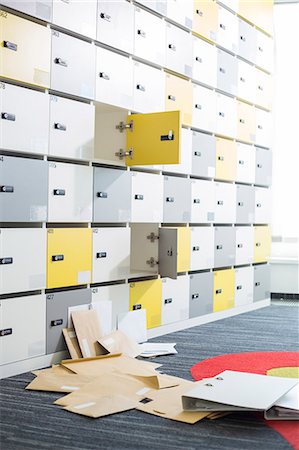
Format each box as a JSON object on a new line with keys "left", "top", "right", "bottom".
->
{"left": 0, "top": 305, "right": 298, "bottom": 450}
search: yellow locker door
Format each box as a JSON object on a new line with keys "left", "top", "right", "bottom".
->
{"left": 47, "top": 228, "right": 92, "bottom": 289}
{"left": 238, "top": 0, "right": 273, "bottom": 36}
{"left": 193, "top": 0, "right": 218, "bottom": 42}
{"left": 129, "top": 279, "right": 162, "bottom": 329}
{"left": 237, "top": 101, "right": 256, "bottom": 144}
{"left": 254, "top": 226, "right": 271, "bottom": 263}
{"left": 165, "top": 73, "right": 193, "bottom": 127}
{"left": 125, "top": 110, "right": 181, "bottom": 166}
{"left": 213, "top": 269, "right": 235, "bottom": 312}
{"left": 215, "top": 138, "right": 237, "bottom": 181}
{"left": 177, "top": 227, "right": 191, "bottom": 272}
{"left": 0, "top": 10, "right": 51, "bottom": 87}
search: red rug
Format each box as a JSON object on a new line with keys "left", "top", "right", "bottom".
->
{"left": 190, "top": 352, "right": 299, "bottom": 450}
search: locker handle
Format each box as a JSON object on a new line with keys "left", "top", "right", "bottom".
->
{"left": 258, "top": 85, "right": 264, "bottom": 91}
{"left": 240, "top": 77, "right": 245, "bottom": 82}
{"left": 238, "top": 201, "right": 244, "bottom": 207}
{"left": 219, "top": 112, "right": 225, "bottom": 117}
{"left": 237, "top": 243, "right": 243, "bottom": 248}
{"left": 195, "top": 56, "right": 202, "bottom": 63}
{"left": 258, "top": 46, "right": 263, "bottom": 52}
{"left": 0, "top": 257, "right": 13, "bottom": 265}
{"left": 257, "top": 163, "right": 263, "bottom": 168}
{"left": 137, "top": 29, "right": 146, "bottom": 38}
{"left": 219, "top": 23, "right": 226, "bottom": 30}
{"left": 217, "top": 200, "right": 223, "bottom": 205}
{"left": 239, "top": 118, "right": 245, "bottom": 124}
{"left": 54, "top": 123, "right": 67, "bottom": 131}
{"left": 192, "top": 293, "right": 199, "bottom": 299}
{"left": 100, "top": 12, "right": 111, "bottom": 22}
{"left": 216, "top": 289, "right": 222, "bottom": 294}
{"left": 236, "top": 285, "right": 242, "bottom": 290}
{"left": 195, "top": 104, "right": 202, "bottom": 110}
{"left": 256, "top": 203, "right": 262, "bottom": 208}
{"left": 196, "top": 9, "right": 203, "bottom": 16}
{"left": 258, "top": 125, "right": 263, "bottom": 130}
{"left": 135, "top": 194, "right": 144, "bottom": 200}
{"left": 193, "top": 198, "right": 200, "bottom": 204}
{"left": 3, "top": 40, "right": 17, "bottom": 51}
{"left": 99, "top": 72, "right": 110, "bottom": 80}
{"left": 161, "top": 130, "right": 174, "bottom": 141}
{"left": 96, "top": 252, "right": 107, "bottom": 258}
{"left": 51, "top": 319, "right": 63, "bottom": 327}
{"left": 240, "top": 35, "right": 246, "bottom": 42}
{"left": 164, "top": 298, "right": 173, "bottom": 304}
{"left": 166, "top": 197, "right": 174, "bottom": 203}
{"left": 255, "top": 281, "right": 261, "bottom": 286}
{"left": 133, "top": 304, "right": 142, "bottom": 310}
{"left": 193, "top": 246, "right": 200, "bottom": 251}
{"left": 136, "top": 84, "right": 146, "bottom": 91}
{"left": 97, "top": 192, "right": 108, "bottom": 198}
{"left": 0, "top": 185, "right": 14, "bottom": 193}
{"left": 218, "top": 156, "right": 224, "bottom": 161}
{"left": 239, "top": 160, "right": 244, "bottom": 165}
{"left": 1, "top": 112, "right": 16, "bottom": 121}
{"left": 168, "top": 95, "right": 176, "bottom": 101}
{"left": 256, "top": 242, "right": 261, "bottom": 247}
{"left": 53, "top": 189, "right": 65, "bottom": 196}
{"left": 219, "top": 67, "right": 226, "bottom": 74}
{"left": 216, "top": 245, "right": 223, "bottom": 250}
{"left": 194, "top": 151, "right": 201, "bottom": 157}
{"left": 0, "top": 328, "right": 13, "bottom": 337}
{"left": 54, "top": 57, "right": 68, "bottom": 67}
{"left": 168, "top": 44, "right": 176, "bottom": 51}
{"left": 52, "top": 254, "right": 64, "bottom": 261}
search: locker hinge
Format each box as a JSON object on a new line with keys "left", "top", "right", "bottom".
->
{"left": 116, "top": 120, "right": 134, "bottom": 132}
{"left": 115, "top": 149, "right": 133, "bottom": 160}
{"left": 146, "top": 257, "right": 158, "bottom": 268}
{"left": 147, "top": 232, "right": 159, "bottom": 243}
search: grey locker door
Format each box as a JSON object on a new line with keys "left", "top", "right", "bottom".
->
{"left": 159, "top": 228, "right": 178, "bottom": 279}
{"left": 46, "top": 288, "right": 91, "bottom": 354}
{"left": 163, "top": 176, "right": 191, "bottom": 223}
{"left": 253, "top": 264, "right": 270, "bottom": 302}
{"left": 189, "top": 271, "right": 213, "bottom": 318}
{"left": 93, "top": 167, "right": 131, "bottom": 222}
{"left": 214, "top": 226, "right": 236, "bottom": 268}
{"left": 217, "top": 49, "right": 238, "bottom": 96}
{"left": 0, "top": 155, "right": 48, "bottom": 222}
{"left": 191, "top": 131, "right": 216, "bottom": 178}
{"left": 255, "top": 148, "right": 272, "bottom": 187}
{"left": 236, "top": 184, "right": 255, "bottom": 224}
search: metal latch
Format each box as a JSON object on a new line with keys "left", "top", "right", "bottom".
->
{"left": 115, "top": 149, "right": 133, "bottom": 160}
{"left": 147, "top": 232, "right": 159, "bottom": 243}
{"left": 146, "top": 257, "right": 158, "bottom": 268}
{"left": 116, "top": 120, "right": 133, "bottom": 132}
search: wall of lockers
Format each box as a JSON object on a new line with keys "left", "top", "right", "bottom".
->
{"left": 0, "top": 0, "right": 273, "bottom": 369}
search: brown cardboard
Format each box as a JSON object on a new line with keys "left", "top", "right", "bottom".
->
{"left": 130, "top": 373, "right": 181, "bottom": 390}
{"left": 25, "top": 373, "right": 94, "bottom": 393}
{"left": 97, "top": 330, "right": 141, "bottom": 358}
{"left": 63, "top": 394, "right": 137, "bottom": 418}
{"left": 62, "top": 328, "right": 83, "bottom": 359}
{"left": 31, "top": 364, "right": 73, "bottom": 376}
{"left": 71, "top": 310, "right": 105, "bottom": 358}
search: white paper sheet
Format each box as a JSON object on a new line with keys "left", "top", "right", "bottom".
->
{"left": 117, "top": 310, "right": 147, "bottom": 344}
{"left": 91, "top": 301, "right": 113, "bottom": 337}
{"left": 139, "top": 342, "right": 177, "bottom": 358}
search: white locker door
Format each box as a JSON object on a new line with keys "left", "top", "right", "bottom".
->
{"left": 192, "top": 85, "right": 217, "bottom": 133}
{"left": 255, "top": 187, "right": 272, "bottom": 224}
{"left": 92, "top": 228, "right": 130, "bottom": 283}
{"left": 165, "top": 23, "right": 193, "bottom": 78}
{"left": 51, "top": 31, "right": 96, "bottom": 100}
{"left": 97, "top": 0, "right": 134, "bottom": 54}
{"left": 0, "top": 294, "right": 46, "bottom": 365}
{"left": 217, "top": 5, "right": 238, "bottom": 53}
{"left": 166, "top": 0, "right": 193, "bottom": 29}
{"left": 216, "top": 93, "right": 237, "bottom": 139}
{"left": 236, "top": 143, "right": 255, "bottom": 184}
{"left": 237, "top": 59, "right": 256, "bottom": 104}
{"left": 49, "top": 95, "right": 94, "bottom": 160}
{"left": 161, "top": 275, "right": 190, "bottom": 325}
{"left": 192, "top": 36, "right": 217, "bottom": 88}
{"left": 52, "top": 0, "right": 97, "bottom": 39}
{"left": 0, "top": 228, "right": 46, "bottom": 295}
{"left": 255, "top": 108, "right": 272, "bottom": 149}
{"left": 131, "top": 172, "right": 163, "bottom": 223}
{"left": 255, "top": 68, "right": 272, "bottom": 110}
{"left": 214, "top": 182, "right": 236, "bottom": 223}
{"left": 95, "top": 47, "right": 133, "bottom": 110}
{"left": 91, "top": 284, "right": 130, "bottom": 330}
{"left": 190, "top": 179, "right": 215, "bottom": 223}
{"left": 134, "top": 6, "right": 166, "bottom": 66}
{"left": 190, "top": 226, "right": 214, "bottom": 270}
{"left": 48, "top": 162, "right": 92, "bottom": 222}
{"left": 256, "top": 31, "right": 274, "bottom": 74}
{"left": 235, "top": 266, "right": 254, "bottom": 306}
{"left": 1, "top": 0, "right": 52, "bottom": 21}
{"left": 235, "top": 226, "right": 254, "bottom": 266}
{"left": 136, "top": 0, "right": 167, "bottom": 16}
{"left": 133, "top": 61, "right": 165, "bottom": 113}
{"left": 163, "top": 127, "right": 192, "bottom": 175}
{"left": 0, "top": 83, "right": 49, "bottom": 155}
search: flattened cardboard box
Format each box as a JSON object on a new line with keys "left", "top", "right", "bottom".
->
{"left": 63, "top": 328, "right": 82, "bottom": 359}
{"left": 26, "top": 372, "right": 94, "bottom": 393}
{"left": 64, "top": 394, "right": 137, "bottom": 418}
{"left": 98, "top": 330, "right": 141, "bottom": 358}
{"left": 71, "top": 309, "right": 104, "bottom": 358}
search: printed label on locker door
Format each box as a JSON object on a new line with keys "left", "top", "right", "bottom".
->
{"left": 30, "top": 206, "right": 47, "bottom": 221}
{"left": 77, "top": 271, "right": 91, "bottom": 284}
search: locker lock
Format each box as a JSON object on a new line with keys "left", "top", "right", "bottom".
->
{"left": 218, "top": 156, "right": 224, "bottom": 161}
{"left": 219, "top": 23, "right": 226, "bottom": 30}
{"left": 219, "top": 67, "right": 226, "bottom": 74}
{"left": 194, "top": 151, "right": 201, "bottom": 157}
{"left": 51, "top": 319, "right": 63, "bottom": 327}
{"left": 216, "top": 289, "right": 222, "bottom": 294}
{"left": 239, "top": 119, "right": 245, "bottom": 124}
{"left": 1, "top": 112, "right": 15, "bottom": 121}
{"left": 0, "top": 185, "right": 14, "bottom": 193}
{"left": 240, "top": 77, "right": 245, "bottom": 82}
{"left": 258, "top": 46, "right": 263, "bottom": 52}
{"left": 164, "top": 298, "right": 173, "bottom": 304}
{"left": 146, "top": 257, "right": 158, "bottom": 268}
{"left": 54, "top": 123, "right": 67, "bottom": 131}
{"left": 52, "top": 254, "right": 64, "bottom": 261}
{"left": 193, "top": 198, "right": 200, "bottom": 204}
{"left": 240, "top": 36, "right": 246, "bottom": 42}
{"left": 136, "top": 84, "right": 145, "bottom": 91}
{"left": 168, "top": 44, "right": 176, "bottom": 51}
{"left": 96, "top": 252, "right": 107, "bottom": 258}
{"left": 100, "top": 12, "right": 111, "bottom": 22}
{"left": 239, "top": 160, "right": 244, "bottom": 165}
{"left": 256, "top": 242, "right": 261, "bottom": 247}
{"left": 195, "top": 104, "right": 202, "bottom": 110}
{"left": 134, "top": 194, "right": 144, "bottom": 200}
{"left": 193, "top": 246, "right": 200, "bottom": 252}
{"left": 237, "top": 243, "right": 243, "bottom": 248}
{"left": 195, "top": 57, "right": 202, "bottom": 63}
{"left": 238, "top": 201, "right": 244, "bottom": 207}
{"left": 133, "top": 304, "right": 142, "bottom": 310}
{"left": 3, "top": 40, "right": 17, "bottom": 51}
{"left": 166, "top": 197, "right": 174, "bottom": 203}
{"left": 116, "top": 120, "right": 133, "bottom": 132}
{"left": 99, "top": 72, "right": 110, "bottom": 80}
{"left": 255, "top": 281, "right": 261, "bottom": 286}
{"left": 192, "top": 293, "right": 199, "bottom": 299}
{"left": 0, "top": 257, "right": 13, "bottom": 265}
{"left": 0, "top": 328, "right": 13, "bottom": 337}
{"left": 217, "top": 200, "right": 224, "bottom": 205}
{"left": 54, "top": 57, "right": 68, "bottom": 67}
{"left": 257, "top": 163, "right": 263, "bottom": 168}
{"left": 160, "top": 130, "right": 174, "bottom": 141}
{"left": 219, "top": 112, "right": 225, "bottom": 117}
{"left": 97, "top": 192, "right": 108, "bottom": 198}
{"left": 168, "top": 95, "right": 176, "bottom": 102}
{"left": 137, "top": 29, "right": 146, "bottom": 38}
{"left": 147, "top": 232, "right": 159, "bottom": 243}
{"left": 196, "top": 9, "right": 203, "bottom": 16}
{"left": 258, "top": 125, "right": 263, "bottom": 130}
{"left": 236, "top": 285, "right": 242, "bottom": 290}
{"left": 216, "top": 245, "right": 223, "bottom": 250}
{"left": 258, "top": 85, "right": 264, "bottom": 91}
{"left": 256, "top": 203, "right": 262, "bottom": 208}
{"left": 115, "top": 149, "right": 133, "bottom": 160}
{"left": 53, "top": 189, "right": 65, "bottom": 196}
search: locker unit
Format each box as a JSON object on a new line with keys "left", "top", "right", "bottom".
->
{"left": 0, "top": 83, "right": 49, "bottom": 155}
{"left": 0, "top": 10, "right": 51, "bottom": 88}
{"left": 235, "top": 226, "right": 254, "bottom": 266}
{"left": 129, "top": 279, "right": 162, "bottom": 329}
{"left": 0, "top": 155, "right": 48, "bottom": 222}
{"left": 95, "top": 47, "right": 133, "bottom": 110}
{"left": 254, "top": 226, "right": 271, "bottom": 263}
{"left": 163, "top": 127, "right": 192, "bottom": 175}
{"left": 0, "top": 294, "right": 46, "bottom": 365}
{"left": 236, "top": 143, "right": 255, "bottom": 185}
{"left": 1, "top": 0, "right": 52, "bottom": 22}
{"left": 134, "top": 6, "right": 166, "bottom": 67}
{"left": 166, "top": 0, "right": 193, "bottom": 29}
{"left": 93, "top": 166, "right": 131, "bottom": 223}
{"left": 192, "top": 84, "right": 216, "bottom": 133}
{"left": 193, "top": 0, "right": 218, "bottom": 42}
{"left": 48, "top": 162, "right": 93, "bottom": 223}
{"left": 51, "top": 31, "right": 96, "bottom": 100}
{"left": 131, "top": 172, "right": 163, "bottom": 223}
{"left": 47, "top": 228, "right": 92, "bottom": 289}
{"left": 237, "top": 59, "right": 256, "bottom": 105}
{"left": 52, "top": 1, "right": 97, "bottom": 39}
{"left": 91, "top": 283, "right": 130, "bottom": 330}
{"left": 190, "top": 226, "right": 214, "bottom": 271}
{"left": 217, "top": 49, "right": 237, "bottom": 97}
{"left": 133, "top": 61, "right": 165, "bottom": 113}
{"left": 214, "top": 182, "right": 236, "bottom": 224}
{"left": 192, "top": 36, "right": 217, "bottom": 88}
{"left": 236, "top": 184, "right": 255, "bottom": 224}
{"left": 234, "top": 266, "right": 254, "bottom": 307}
{"left": 189, "top": 271, "right": 213, "bottom": 318}
{"left": 255, "top": 147, "right": 272, "bottom": 187}
{"left": 214, "top": 226, "right": 236, "bottom": 268}
{"left": 216, "top": 93, "right": 237, "bottom": 139}
{"left": 92, "top": 227, "right": 130, "bottom": 283}
{"left": 237, "top": 18, "right": 256, "bottom": 64}
{"left": 255, "top": 108, "right": 272, "bottom": 149}
{"left": 256, "top": 31, "right": 273, "bottom": 73}
{"left": 217, "top": 5, "right": 238, "bottom": 54}
{"left": 49, "top": 95, "right": 95, "bottom": 160}
{"left": 237, "top": 101, "right": 256, "bottom": 144}
{"left": 253, "top": 263, "right": 270, "bottom": 302}
{"left": 165, "top": 73, "right": 193, "bottom": 127}
{"left": 191, "top": 131, "right": 216, "bottom": 179}
{"left": 46, "top": 288, "right": 91, "bottom": 355}
{"left": 255, "top": 68, "right": 272, "bottom": 111}
{"left": 255, "top": 187, "right": 271, "bottom": 224}
{"left": 163, "top": 176, "right": 191, "bottom": 223}
{"left": 165, "top": 22, "right": 193, "bottom": 78}
{"left": 161, "top": 275, "right": 189, "bottom": 325}
{"left": 97, "top": 0, "right": 134, "bottom": 54}
{"left": 190, "top": 179, "right": 215, "bottom": 223}
{"left": 213, "top": 268, "right": 235, "bottom": 312}
{"left": 215, "top": 137, "right": 237, "bottom": 182}
{"left": 0, "top": 228, "right": 46, "bottom": 295}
